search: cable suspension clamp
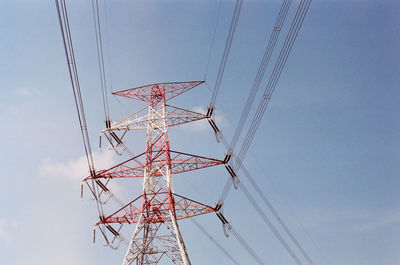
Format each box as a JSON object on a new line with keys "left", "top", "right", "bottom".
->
{"left": 223, "top": 150, "right": 232, "bottom": 164}
{"left": 89, "top": 169, "right": 96, "bottom": 177}
{"left": 207, "top": 117, "right": 222, "bottom": 143}
{"left": 215, "top": 200, "right": 224, "bottom": 212}
{"left": 105, "top": 224, "right": 120, "bottom": 237}
{"left": 206, "top": 106, "right": 214, "bottom": 117}
{"left": 105, "top": 119, "right": 111, "bottom": 129}
{"left": 216, "top": 212, "right": 229, "bottom": 225}
{"left": 95, "top": 179, "right": 109, "bottom": 192}
{"left": 225, "top": 164, "right": 240, "bottom": 189}
{"left": 216, "top": 212, "right": 232, "bottom": 238}
{"left": 223, "top": 222, "right": 232, "bottom": 238}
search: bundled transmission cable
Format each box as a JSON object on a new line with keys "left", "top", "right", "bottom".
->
{"left": 56, "top": 0, "right": 96, "bottom": 177}
{"left": 55, "top": 0, "right": 109, "bottom": 226}
{"left": 56, "top": 0, "right": 128, "bottom": 248}
{"left": 91, "top": 0, "right": 111, "bottom": 124}
{"left": 208, "top": 0, "right": 243, "bottom": 110}
{"left": 219, "top": 0, "right": 293, "bottom": 203}
{"left": 204, "top": 0, "right": 222, "bottom": 81}
{"left": 234, "top": 0, "right": 312, "bottom": 173}
{"left": 239, "top": 181, "right": 303, "bottom": 265}
{"left": 215, "top": 1, "right": 314, "bottom": 264}
{"left": 229, "top": 0, "right": 292, "bottom": 152}
{"left": 230, "top": 225, "right": 265, "bottom": 265}
{"left": 190, "top": 219, "right": 241, "bottom": 265}
{"left": 241, "top": 163, "right": 315, "bottom": 265}
{"left": 220, "top": 0, "right": 312, "bottom": 203}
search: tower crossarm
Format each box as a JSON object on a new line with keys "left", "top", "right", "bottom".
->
{"left": 102, "top": 104, "right": 208, "bottom": 132}
{"left": 168, "top": 151, "right": 225, "bottom": 174}
{"left": 84, "top": 152, "right": 146, "bottom": 181}
{"left": 113, "top": 81, "right": 205, "bottom": 103}
{"left": 165, "top": 105, "right": 208, "bottom": 127}
{"left": 85, "top": 150, "right": 225, "bottom": 180}
{"left": 97, "top": 192, "right": 215, "bottom": 225}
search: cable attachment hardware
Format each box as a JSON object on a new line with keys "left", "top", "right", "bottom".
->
{"left": 105, "top": 224, "right": 120, "bottom": 237}
{"left": 223, "top": 222, "right": 232, "bottom": 238}
{"left": 206, "top": 106, "right": 214, "bottom": 118}
{"left": 216, "top": 211, "right": 229, "bottom": 224}
{"left": 207, "top": 117, "right": 222, "bottom": 143}
{"left": 223, "top": 150, "right": 232, "bottom": 164}
{"left": 215, "top": 200, "right": 224, "bottom": 212}
{"left": 105, "top": 119, "right": 112, "bottom": 129}
{"left": 215, "top": 205, "right": 232, "bottom": 237}
{"left": 102, "top": 129, "right": 128, "bottom": 156}
{"left": 89, "top": 169, "right": 96, "bottom": 177}
{"left": 225, "top": 164, "right": 240, "bottom": 189}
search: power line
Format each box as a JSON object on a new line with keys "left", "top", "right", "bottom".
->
{"left": 213, "top": 0, "right": 314, "bottom": 264}
{"left": 230, "top": 225, "right": 265, "bottom": 265}
{"left": 190, "top": 218, "right": 241, "bottom": 265}
{"left": 204, "top": 0, "right": 222, "bottom": 81}
{"left": 239, "top": 181, "right": 303, "bottom": 265}
{"left": 55, "top": 0, "right": 107, "bottom": 224}
{"left": 215, "top": 211, "right": 266, "bottom": 265}
{"left": 229, "top": 0, "right": 292, "bottom": 153}
{"left": 56, "top": 1, "right": 129, "bottom": 249}
{"left": 91, "top": 0, "right": 111, "bottom": 124}
{"left": 240, "top": 164, "right": 315, "bottom": 265}
{"left": 234, "top": 0, "right": 312, "bottom": 173}
{"left": 208, "top": 0, "right": 243, "bottom": 111}
{"left": 55, "top": 0, "right": 95, "bottom": 177}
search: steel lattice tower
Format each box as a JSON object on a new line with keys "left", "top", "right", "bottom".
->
{"left": 85, "top": 81, "right": 224, "bottom": 264}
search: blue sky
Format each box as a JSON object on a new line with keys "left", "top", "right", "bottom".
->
{"left": 0, "top": 0, "right": 399, "bottom": 265}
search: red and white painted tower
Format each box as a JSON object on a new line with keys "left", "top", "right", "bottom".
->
{"left": 85, "top": 81, "right": 224, "bottom": 264}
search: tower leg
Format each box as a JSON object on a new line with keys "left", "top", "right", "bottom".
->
{"left": 122, "top": 212, "right": 191, "bottom": 265}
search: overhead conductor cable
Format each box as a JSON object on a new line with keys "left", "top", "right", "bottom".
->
{"left": 215, "top": 0, "right": 314, "bottom": 264}
{"left": 56, "top": 0, "right": 128, "bottom": 248}
{"left": 208, "top": 0, "right": 243, "bottom": 112}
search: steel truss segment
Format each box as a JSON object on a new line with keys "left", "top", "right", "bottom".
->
{"left": 113, "top": 81, "right": 205, "bottom": 103}
{"left": 165, "top": 105, "right": 208, "bottom": 127}
{"left": 103, "top": 105, "right": 208, "bottom": 131}
{"left": 123, "top": 219, "right": 165, "bottom": 265}
{"left": 123, "top": 212, "right": 189, "bottom": 265}
{"left": 168, "top": 150, "right": 225, "bottom": 174}
{"left": 97, "top": 192, "right": 215, "bottom": 225}
{"left": 86, "top": 150, "right": 224, "bottom": 181}
{"left": 84, "top": 152, "right": 146, "bottom": 181}
{"left": 105, "top": 105, "right": 150, "bottom": 131}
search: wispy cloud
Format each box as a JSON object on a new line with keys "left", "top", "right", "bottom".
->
{"left": 38, "top": 151, "right": 116, "bottom": 182}
{"left": 300, "top": 207, "right": 400, "bottom": 234}
{"left": 38, "top": 151, "right": 128, "bottom": 200}
{"left": 0, "top": 219, "right": 17, "bottom": 246}
{"left": 183, "top": 105, "right": 227, "bottom": 132}
{"left": 355, "top": 210, "right": 400, "bottom": 233}
{"left": 15, "top": 87, "right": 40, "bottom": 97}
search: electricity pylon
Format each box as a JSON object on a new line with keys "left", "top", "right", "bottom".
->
{"left": 86, "top": 81, "right": 224, "bottom": 264}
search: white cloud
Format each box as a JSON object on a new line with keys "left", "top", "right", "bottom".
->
{"left": 39, "top": 151, "right": 117, "bottom": 182}
{"left": 15, "top": 87, "right": 40, "bottom": 97}
{"left": 38, "top": 151, "right": 129, "bottom": 200}
{"left": 183, "top": 105, "right": 227, "bottom": 132}
{"left": 300, "top": 207, "right": 400, "bottom": 234}
{"left": 356, "top": 210, "right": 400, "bottom": 233}
{"left": 0, "top": 219, "right": 17, "bottom": 246}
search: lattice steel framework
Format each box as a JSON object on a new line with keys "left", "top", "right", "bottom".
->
{"left": 88, "top": 81, "right": 224, "bottom": 265}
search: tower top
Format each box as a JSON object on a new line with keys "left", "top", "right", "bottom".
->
{"left": 113, "top": 81, "right": 204, "bottom": 103}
